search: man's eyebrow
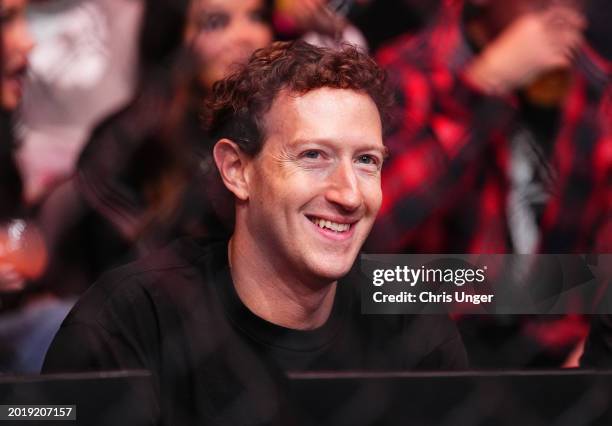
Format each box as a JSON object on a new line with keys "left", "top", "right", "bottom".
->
{"left": 360, "top": 145, "right": 389, "bottom": 157}
{"left": 352, "top": 143, "right": 389, "bottom": 160}
{"left": 289, "top": 138, "right": 388, "bottom": 156}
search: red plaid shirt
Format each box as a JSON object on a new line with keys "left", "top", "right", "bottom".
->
{"left": 367, "top": 0, "right": 612, "bottom": 254}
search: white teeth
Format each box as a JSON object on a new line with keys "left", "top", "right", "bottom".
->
{"left": 312, "top": 218, "right": 350, "bottom": 232}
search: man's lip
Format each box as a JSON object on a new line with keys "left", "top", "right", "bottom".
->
{"left": 306, "top": 215, "right": 357, "bottom": 241}
{"left": 305, "top": 214, "right": 359, "bottom": 225}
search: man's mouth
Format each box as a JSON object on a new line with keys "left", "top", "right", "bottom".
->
{"left": 307, "top": 216, "right": 353, "bottom": 233}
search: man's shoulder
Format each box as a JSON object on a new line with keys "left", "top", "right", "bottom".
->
{"left": 62, "top": 237, "right": 227, "bottom": 328}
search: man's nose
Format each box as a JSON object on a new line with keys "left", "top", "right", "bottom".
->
{"left": 324, "top": 160, "right": 363, "bottom": 212}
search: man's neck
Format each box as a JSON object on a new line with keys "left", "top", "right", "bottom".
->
{"left": 228, "top": 233, "right": 337, "bottom": 331}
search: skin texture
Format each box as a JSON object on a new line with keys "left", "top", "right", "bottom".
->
{"left": 214, "top": 88, "right": 385, "bottom": 329}
{"left": 1, "top": 0, "right": 34, "bottom": 111}
{"left": 184, "top": 0, "right": 272, "bottom": 89}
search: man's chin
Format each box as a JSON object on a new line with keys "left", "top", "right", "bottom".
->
{"left": 308, "top": 258, "right": 357, "bottom": 284}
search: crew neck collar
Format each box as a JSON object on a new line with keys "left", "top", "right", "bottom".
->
{"left": 208, "top": 241, "right": 352, "bottom": 352}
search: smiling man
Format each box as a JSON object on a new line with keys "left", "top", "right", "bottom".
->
{"left": 43, "top": 41, "right": 466, "bottom": 425}
{"left": 213, "top": 84, "right": 385, "bottom": 331}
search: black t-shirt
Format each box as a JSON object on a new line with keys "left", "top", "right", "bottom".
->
{"left": 43, "top": 238, "right": 467, "bottom": 425}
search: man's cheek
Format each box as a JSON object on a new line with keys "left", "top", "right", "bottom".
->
{"left": 365, "top": 183, "right": 383, "bottom": 214}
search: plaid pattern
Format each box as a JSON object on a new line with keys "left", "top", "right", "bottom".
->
{"left": 367, "top": 0, "right": 612, "bottom": 254}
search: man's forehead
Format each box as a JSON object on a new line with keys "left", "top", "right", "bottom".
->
{"left": 259, "top": 88, "right": 384, "bottom": 155}
{"left": 263, "top": 87, "right": 382, "bottom": 128}
{"left": 284, "top": 137, "right": 387, "bottom": 154}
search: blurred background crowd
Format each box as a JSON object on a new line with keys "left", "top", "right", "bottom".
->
{"left": 1, "top": 0, "right": 610, "bottom": 374}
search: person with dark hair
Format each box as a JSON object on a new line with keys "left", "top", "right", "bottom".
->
{"left": 0, "top": 0, "right": 35, "bottom": 292}
{"left": 0, "top": 0, "right": 75, "bottom": 375}
{"left": 0, "top": 0, "right": 32, "bottom": 229}
{"left": 370, "top": 0, "right": 609, "bottom": 255}
{"left": 367, "top": 0, "right": 610, "bottom": 367}
{"left": 37, "top": 0, "right": 274, "bottom": 296}
{"left": 43, "top": 41, "right": 466, "bottom": 424}
{"left": 185, "top": 0, "right": 274, "bottom": 89}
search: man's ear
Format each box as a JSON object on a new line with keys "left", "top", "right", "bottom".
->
{"left": 213, "top": 138, "right": 250, "bottom": 201}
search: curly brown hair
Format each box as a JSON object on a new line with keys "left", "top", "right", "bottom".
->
{"left": 205, "top": 40, "right": 393, "bottom": 156}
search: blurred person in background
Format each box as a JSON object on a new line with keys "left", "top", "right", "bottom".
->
{"left": 274, "top": 0, "right": 367, "bottom": 49}
{"left": 187, "top": 0, "right": 274, "bottom": 90}
{"left": 37, "top": 0, "right": 274, "bottom": 297}
{"left": 274, "top": 0, "right": 442, "bottom": 52}
{"left": 16, "top": 0, "right": 144, "bottom": 205}
{"left": 573, "top": 0, "right": 612, "bottom": 369}
{"left": 1, "top": 0, "right": 30, "bottom": 225}
{"left": 367, "top": 0, "right": 611, "bottom": 367}
{"left": 1, "top": 0, "right": 35, "bottom": 292}
{"left": 0, "top": 0, "right": 73, "bottom": 374}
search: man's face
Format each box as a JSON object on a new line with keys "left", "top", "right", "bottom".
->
{"left": 1, "top": 0, "right": 34, "bottom": 110}
{"left": 243, "top": 88, "right": 385, "bottom": 284}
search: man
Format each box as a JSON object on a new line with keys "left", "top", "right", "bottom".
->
{"left": 43, "top": 41, "right": 467, "bottom": 424}
{"left": 1, "top": 0, "right": 73, "bottom": 375}
{"left": 369, "top": 0, "right": 610, "bottom": 254}
{"left": 367, "top": 0, "right": 610, "bottom": 368}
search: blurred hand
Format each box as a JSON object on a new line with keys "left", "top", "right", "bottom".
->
{"left": 282, "top": 0, "right": 347, "bottom": 38}
{"left": 466, "top": 6, "right": 586, "bottom": 95}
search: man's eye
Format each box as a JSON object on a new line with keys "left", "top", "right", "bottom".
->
{"left": 303, "top": 150, "right": 321, "bottom": 159}
{"left": 357, "top": 155, "right": 377, "bottom": 165}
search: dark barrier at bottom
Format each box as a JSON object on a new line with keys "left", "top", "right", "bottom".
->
{"left": 288, "top": 370, "right": 612, "bottom": 426}
{"left": 0, "top": 371, "right": 157, "bottom": 426}
{"left": 3, "top": 369, "right": 612, "bottom": 425}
